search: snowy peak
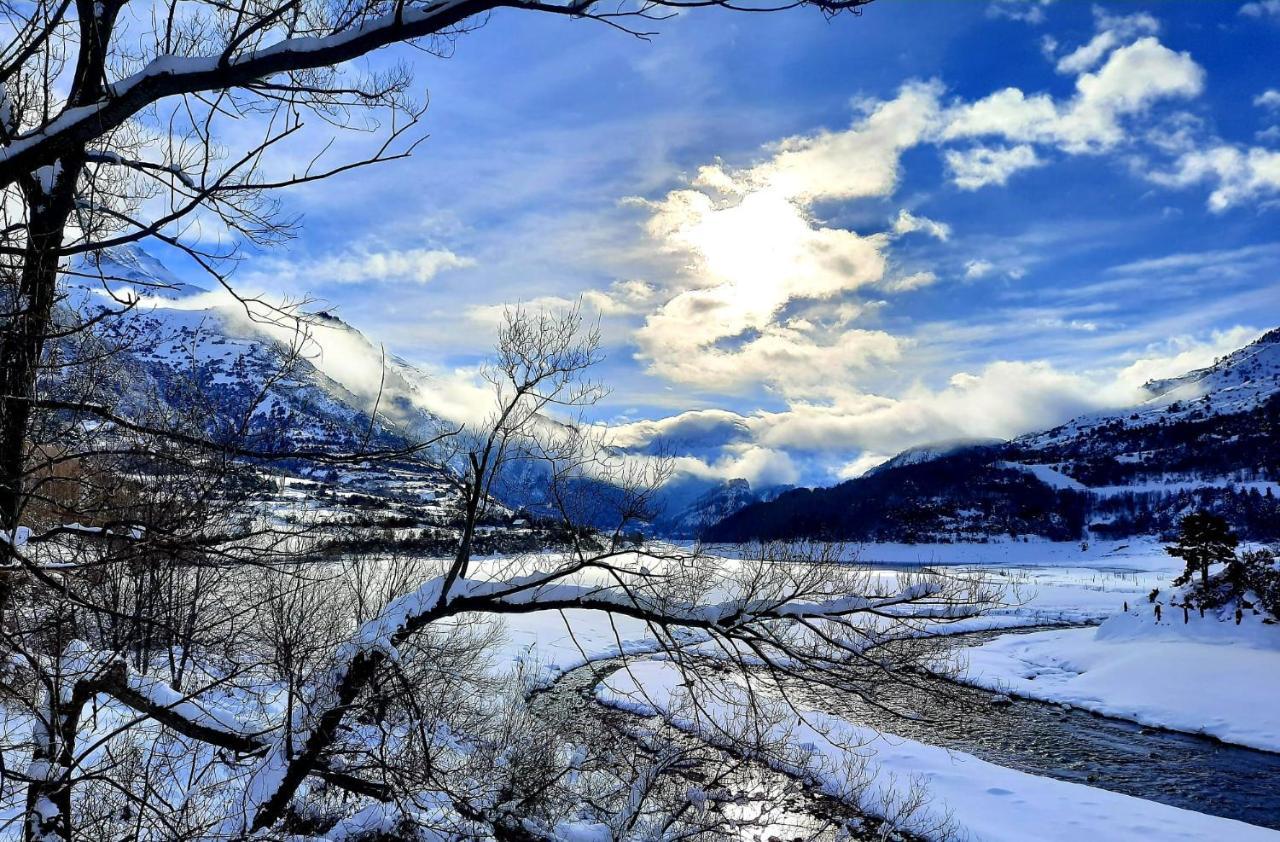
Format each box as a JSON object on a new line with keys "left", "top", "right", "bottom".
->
{"left": 59, "top": 247, "right": 448, "bottom": 458}
{"left": 1020, "top": 327, "right": 1280, "bottom": 451}
{"left": 1140, "top": 328, "right": 1280, "bottom": 417}
{"left": 72, "top": 245, "right": 209, "bottom": 299}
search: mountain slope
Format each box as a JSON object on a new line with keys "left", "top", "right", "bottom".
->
{"left": 67, "top": 246, "right": 448, "bottom": 456}
{"left": 707, "top": 329, "right": 1280, "bottom": 543}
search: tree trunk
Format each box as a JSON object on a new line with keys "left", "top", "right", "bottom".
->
{"left": 2, "top": 174, "right": 79, "bottom": 840}
{"left": 23, "top": 670, "right": 102, "bottom": 842}
{"left": 0, "top": 182, "right": 76, "bottom": 609}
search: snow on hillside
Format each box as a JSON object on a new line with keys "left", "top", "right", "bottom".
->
{"left": 76, "top": 244, "right": 209, "bottom": 298}
{"left": 1022, "top": 326, "right": 1280, "bottom": 448}
{"left": 64, "top": 247, "right": 449, "bottom": 454}
{"left": 866, "top": 437, "right": 1003, "bottom": 475}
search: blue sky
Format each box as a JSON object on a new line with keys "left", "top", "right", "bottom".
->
{"left": 233, "top": 0, "right": 1280, "bottom": 487}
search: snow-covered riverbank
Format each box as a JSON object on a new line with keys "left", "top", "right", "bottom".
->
{"left": 959, "top": 609, "right": 1280, "bottom": 752}
{"left": 597, "top": 659, "right": 1280, "bottom": 842}
{"left": 486, "top": 539, "right": 1280, "bottom": 839}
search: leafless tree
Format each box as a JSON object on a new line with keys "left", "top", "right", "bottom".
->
{"left": 0, "top": 1, "right": 1026, "bottom": 837}
{"left": 0, "top": 294, "right": 996, "bottom": 840}
{"left": 0, "top": 0, "right": 875, "bottom": 555}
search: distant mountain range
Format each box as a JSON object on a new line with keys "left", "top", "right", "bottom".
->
{"left": 63, "top": 247, "right": 1280, "bottom": 544}
{"left": 707, "top": 328, "right": 1280, "bottom": 543}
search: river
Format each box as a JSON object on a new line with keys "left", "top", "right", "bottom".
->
{"left": 532, "top": 626, "right": 1280, "bottom": 835}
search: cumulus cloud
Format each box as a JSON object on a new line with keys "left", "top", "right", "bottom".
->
{"left": 615, "top": 359, "right": 1113, "bottom": 485}
{"left": 592, "top": 20, "right": 1251, "bottom": 488}
{"left": 945, "top": 144, "right": 1043, "bottom": 189}
{"left": 891, "top": 209, "right": 952, "bottom": 241}
{"left": 616, "top": 324, "right": 1262, "bottom": 486}
{"left": 1054, "top": 10, "right": 1158, "bottom": 75}
{"left": 641, "top": 316, "right": 903, "bottom": 397}
{"left": 1150, "top": 144, "right": 1280, "bottom": 211}
{"left": 724, "top": 80, "right": 944, "bottom": 204}
{"left": 1255, "top": 89, "right": 1280, "bottom": 110}
{"left": 944, "top": 37, "right": 1204, "bottom": 155}
{"left": 582, "top": 279, "right": 659, "bottom": 315}
{"left": 610, "top": 409, "right": 754, "bottom": 453}
{"left": 628, "top": 82, "right": 943, "bottom": 394}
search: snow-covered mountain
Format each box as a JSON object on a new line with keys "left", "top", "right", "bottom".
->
{"left": 647, "top": 477, "right": 793, "bottom": 538}
{"left": 865, "top": 437, "right": 1004, "bottom": 476}
{"left": 1023, "top": 327, "right": 1280, "bottom": 451}
{"left": 54, "top": 246, "right": 478, "bottom": 539}
{"left": 66, "top": 246, "right": 449, "bottom": 455}
{"left": 708, "top": 328, "right": 1280, "bottom": 543}
{"left": 62, "top": 248, "right": 774, "bottom": 539}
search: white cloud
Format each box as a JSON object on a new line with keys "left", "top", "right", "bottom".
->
{"left": 618, "top": 324, "right": 1263, "bottom": 486}
{"left": 1039, "top": 34, "right": 1059, "bottom": 60}
{"left": 627, "top": 82, "right": 945, "bottom": 394}
{"left": 465, "top": 295, "right": 580, "bottom": 328}
{"left": 1054, "top": 10, "right": 1161, "bottom": 76}
{"left": 720, "top": 79, "right": 944, "bottom": 204}
{"left": 891, "top": 209, "right": 952, "bottom": 241}
{"left": 881, "top": 271, "right": 938, "bottom": 292}
{"left": 610, "top": 409, "right": 753, "bottom": 452}
{"left": 640, "top": 316, "right": 904, "bottom": 397}
{"left": 753, "top": 360, "right": 1109, "bottom": 462}
{"left": 582, "top": 279, "right": 658, "bottom": 315}
{"left": 963, "top": 259, "right": 995, "bottom": 280}
{"left": 987, "top": 0, "right": 1055, "bottom": 25}
{"left": 1151, "top": 144, "right": 1280, "bottom": 211}
{"left": 944, "top": 37, "right": 1204, "bottom": 155}
{"left": 1241, "top": 0, "right": 1280, "bottom": 19}
{"left": 946, "top": 144, "right": 1043, "bottom": 189}
{"left": 252, "top": 246, "right": 475, "bottom": 287}
{"left": 1110, "top": 327, "right": 1264, "bottom": 394}
{"left": 837, "top": 452, "right": 893, "bottom": 480}
{"left": 1255, "top": 89, "right": 1280, "bottom": 110}
{"left": 1054, "top": 31, "right": 1122, "bottom": 75}
{"left": 312, "top": 247, "right": 475, "bottom": 284}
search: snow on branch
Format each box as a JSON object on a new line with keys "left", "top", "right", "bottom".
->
{"left": 84, "top": 150, "right": 197, "bottom": 188}
{"left": 230, "top": 557, "right": 972, "bottom": 834}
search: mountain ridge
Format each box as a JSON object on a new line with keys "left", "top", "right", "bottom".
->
{"left": 706, "top": 327, "right": 1280, "bottom": 543}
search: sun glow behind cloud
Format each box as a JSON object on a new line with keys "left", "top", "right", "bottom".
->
{"left": 240, "top": 2, "right": 1280, "bottom": 488}
{"left": 582, "top": 7, "right": 1280, "bottom": 485}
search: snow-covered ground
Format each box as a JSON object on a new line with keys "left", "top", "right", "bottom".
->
{"left": 483, "top": 539, "right": 1280, "bottom": 840}
{"left": 484, "top": 541, "right": 1164, "bottom": 685}
{"left": 960, "top": 608, "right": 1280, "bottom": 753}
{"left": 499, "top": 607, "right": 664, "bottom": 686}
{"left": 597, "top": 660, "right": 1280, "bottom": 842}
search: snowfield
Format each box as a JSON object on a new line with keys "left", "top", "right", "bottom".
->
{"left": 597, "top": 660, "right": 1280, "bottom": 842}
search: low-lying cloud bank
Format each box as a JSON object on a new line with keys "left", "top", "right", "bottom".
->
{"left": 612, "top": 326, "right": 1261, "bottom": 487}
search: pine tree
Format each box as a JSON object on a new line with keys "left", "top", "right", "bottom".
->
{"left": 1167, "top": 511, "right": 1239, "bottom": 594}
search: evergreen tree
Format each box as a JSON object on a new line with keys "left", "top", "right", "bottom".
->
{"left": 1167, "top": 511, "right": 1239, "bottom": 593}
